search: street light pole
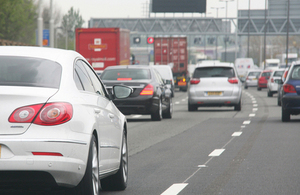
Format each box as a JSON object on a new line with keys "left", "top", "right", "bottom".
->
{"left": 220, "top": 0, "right": 234, "bottom": 62}
{"left": 211, "top": 6, "right": 224, "bottom": 60}
{"left": 285, "top": 0, "right": 290, "bottom": 68}
{"left": 247, "top": 0, "right": 251, "bottom": 58}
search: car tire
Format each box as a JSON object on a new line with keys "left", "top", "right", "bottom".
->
{"left": 188, "top": 102, "right": 197, "bottom": 111}
{"left": 101, "top": 131, "right": 128, "bottom": 191}
{"left": 234, "top": 99, "right": 242, "bottom": 111}
{"left": 257, "top": 87, "right": 261, "bottom": 91}
{"left": 282, "top": 107, "right": 290, "bottom": 122}
{"left": 277, "top": 96, "right": 281, "bottom": 106}
{"left": 162, "top": 98, "right": 173, "bottom": 119}
{"left": 73, "top": 135, "right": 99, "bottom": 195}
{"left": 267, "top": 90, "right": 273, "bottom": 97}
{"left": 151, "top": 99, "right": 162, "bottom": 121}
{"left": 244, "top": 85, "right": 248, "bottom": 89}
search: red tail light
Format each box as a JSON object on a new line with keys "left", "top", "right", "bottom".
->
{"left": 117, "top": 78, "right": 132, "bottom": 80}
{"left": 32, "top": 152, "right": 63, "bottom": 156}
{"left": 228, "top": 77, "right": 239, "bottom": 84}
{"left": 271, "top": 78, "right": 274, "bottom": 83}
{"left": 190, "top": 78, "right": 200, "bottom": 84}
{"left": 9, "top": 102, "right": 73, "bottom": 126}
{"left": 283, "top": 84, "right": 296, "bottom": 93}
{"left": 246, "top": 77, "right": 249, "bottom": 80}
{"left": 140, "top": 84, "right": 154, "bottom": 95}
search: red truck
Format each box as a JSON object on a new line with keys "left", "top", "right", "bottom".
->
{"left": 75, "top": 28, "right": 130, "bottom": 71}
{"left": 153, "top": 37, "right": 189, "bottom": 91}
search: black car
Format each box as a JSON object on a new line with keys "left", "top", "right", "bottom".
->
{"left": 101, "top": 65, "right": 173, "bottom": 121}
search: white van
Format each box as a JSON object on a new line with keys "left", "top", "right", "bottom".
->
{"left": 263, "top": 59, "right": 280, "bottom": 71}
{"left": 234, "top": 58, "right": 255, "bottom": 81}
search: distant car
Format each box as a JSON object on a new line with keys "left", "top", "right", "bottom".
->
{"left": 188, "top": 62, "right": 242, "bottom": 111}
{"left": 152, "top": 65, "right": 175, "bottom": 97}
{"left": 101, "top": 65, "right": 173, "bottom": 121}
{"left": 257, "top": 70, "right": 272, "bottom": 90}
{"left": 267, "top": 69, "right": 285, "bottom": 97}
{"left": 281, "top": 61, "right": 300, "bottom": 121}
{"left": 0, "top": 46, "right": 132, "bottom": 194}
{"left": 244, "top": 69, "right": 262, "bottom": 89}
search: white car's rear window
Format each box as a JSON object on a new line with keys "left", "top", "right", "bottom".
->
{"left": 0, "top": 56, "right": 62, "bottom": 88}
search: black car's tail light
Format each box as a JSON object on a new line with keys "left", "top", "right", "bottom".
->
{"left": 228, "top": 77, "right": 239, "bottom": 84}
{"left": 283, "top": 84, "right": 296, "bottom": 93}
{"left": 9, "top": 102, "right": 73, "bottom": 126}
{"left": 190, "top": 78, "right": 200, "bottom": 84}
{"left": 140, "top": 84, "right": 154, "bottom": 95}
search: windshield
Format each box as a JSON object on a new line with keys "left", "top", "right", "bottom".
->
{"left": 101, "top": 69, "right": 151, "bottom": 80}
{"left": 0, "top": 56, "right": 62, "bottom": 88}
{"left": 193, "top": 67, "right": 235, "bottom": 78}
{"left": 290, "top": 65, "right": 300, "bottom": 80}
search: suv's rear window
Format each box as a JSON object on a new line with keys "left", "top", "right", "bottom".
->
{"left": 193, "top": 67, "right": 235, "bottom": 78}
{"left": 0, "top": 56, "right": 62, "bottom": 88}
{"left": 101, "top": 69, "right": 151, "bottom": 80}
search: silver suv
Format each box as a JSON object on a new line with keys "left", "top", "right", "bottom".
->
{"left": 188, "top": 62, "right": 242, "bottom": 111}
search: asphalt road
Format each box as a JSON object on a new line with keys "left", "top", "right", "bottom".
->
{"left": 3, "top": 87, "right": 300, "bottom": 195}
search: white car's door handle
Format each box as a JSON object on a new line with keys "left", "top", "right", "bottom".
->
{"left": 108, "top": 113, "right": 115, "bottom": 119}
{"left": 94, "top": 108, "right": 101, "bottom": 114}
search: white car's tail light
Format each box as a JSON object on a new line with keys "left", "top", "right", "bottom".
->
{"left": 228, "top": 77, "right": 239, "bottom": 84}
{"left": 190, "top": 78, "right": 200, "bottom": 84}
{"left": 9, "top": 103, "right": 73, "bottom": 126}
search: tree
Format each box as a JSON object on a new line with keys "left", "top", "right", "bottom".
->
{"left": 60, "top": 7, "right": 84, "bottom": 50}
{"left": 0, "top": 0, "right": 37, "bottom": 44}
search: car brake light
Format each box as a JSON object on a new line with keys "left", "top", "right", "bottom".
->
{"left": 246, "top": 77, "right": 249, "bottom": 80}
{"left": 9, "top": 102, "right": 73, "bottom": 126}
{"left": 228, "top": 77, "right": 238, "bottom": 84}
{"left": 32, "top": 152, "right": 63, "bottom": 156}
{"left": 140, "top": 84, "right": 154, "bottom": 95}
{"left": 271, "top": 78, "right": 274, "bottom": 83}
{"left": 117, "top": 78, "right": 132, "bottom": 80}
{"left": 283, "top": 84, "right": 296, "bottom": 93}
{"left": 190, "top": 78, "right": 200, "bottom": 84}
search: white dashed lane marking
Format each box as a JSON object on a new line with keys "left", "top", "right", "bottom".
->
{"left": 209, "top": 149, "right": 225, "bottom": 157}
{"left": 161, "top": 183, "right": 188, "bottom": 195}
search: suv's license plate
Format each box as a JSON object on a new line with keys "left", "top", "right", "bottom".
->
{"left": 207, "top": 91, "right": 222, "bottom": 96}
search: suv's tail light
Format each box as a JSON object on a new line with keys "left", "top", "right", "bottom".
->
{"left": 283, "top": 84, "right": 296, "bottom": 93}
{"left": 140, "top": 84, "right": 154, "bottom": 95}
{"left": 9, "top": 102, "right": 73, "bottom": 126}
{"left": 228, "top": 77, "right": 239, "bottom": 84}
{"left": 190, "top": 78, "right": 200, "bottom": 84}
{"left": 271, "top": 78, "right": 274, "bottom": 83}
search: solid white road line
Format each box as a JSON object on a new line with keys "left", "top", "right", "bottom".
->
{"left": 209, "top": 149, "right": 225, "bottom": 157}
{"left": 161, "top": 183, "right": 188, "bottom": 195}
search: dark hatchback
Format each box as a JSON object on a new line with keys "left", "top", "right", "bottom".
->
{"left": 281, "top": 62, "right": 300, "bottom": 122}
{"left": 101, "top": 65, "right": 173, "bottom": 121}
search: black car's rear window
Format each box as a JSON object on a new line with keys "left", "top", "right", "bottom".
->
{"left": 0, "top": 56, "right": 62, "bottom": 88}
{"left": 101, "top": 69, "right": 151, "bottom": 80}
{"left": 193, "top": 67, "right": 235, "bottom": 78}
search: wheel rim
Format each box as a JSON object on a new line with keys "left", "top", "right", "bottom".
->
{"left": 121, "top": 135, "right": 128, "bottom": 183}
{"left": 92, "top": 141, "right": 99, "bottom": 195}
{"left": 159, "top": 100, "right": 162, "bottom": 119}
{"left": 169, "top": 98, "right": 173, "bottom": 115}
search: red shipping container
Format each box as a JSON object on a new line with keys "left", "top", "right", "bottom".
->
{"left": 75, "top": 28, "right": 130, "bottom": 71}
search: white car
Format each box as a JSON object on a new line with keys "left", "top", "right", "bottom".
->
{"left": 188, "top": 62, "right": 242, "bottom": 111}
{"left": 152, "top": 65, "right": 175, "bottom": 97}
{"left": 244, "top": 69, "right": 262, "bottom": 89}
{"left": 0, "top": 46, "right": 132, "bottom": 194}
{"left": 267, "top": 69, "right": 285, "bottom": 97}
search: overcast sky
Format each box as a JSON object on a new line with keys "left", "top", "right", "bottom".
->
{"left": 48, "top": 0, "right": 267, "bottom": 27}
